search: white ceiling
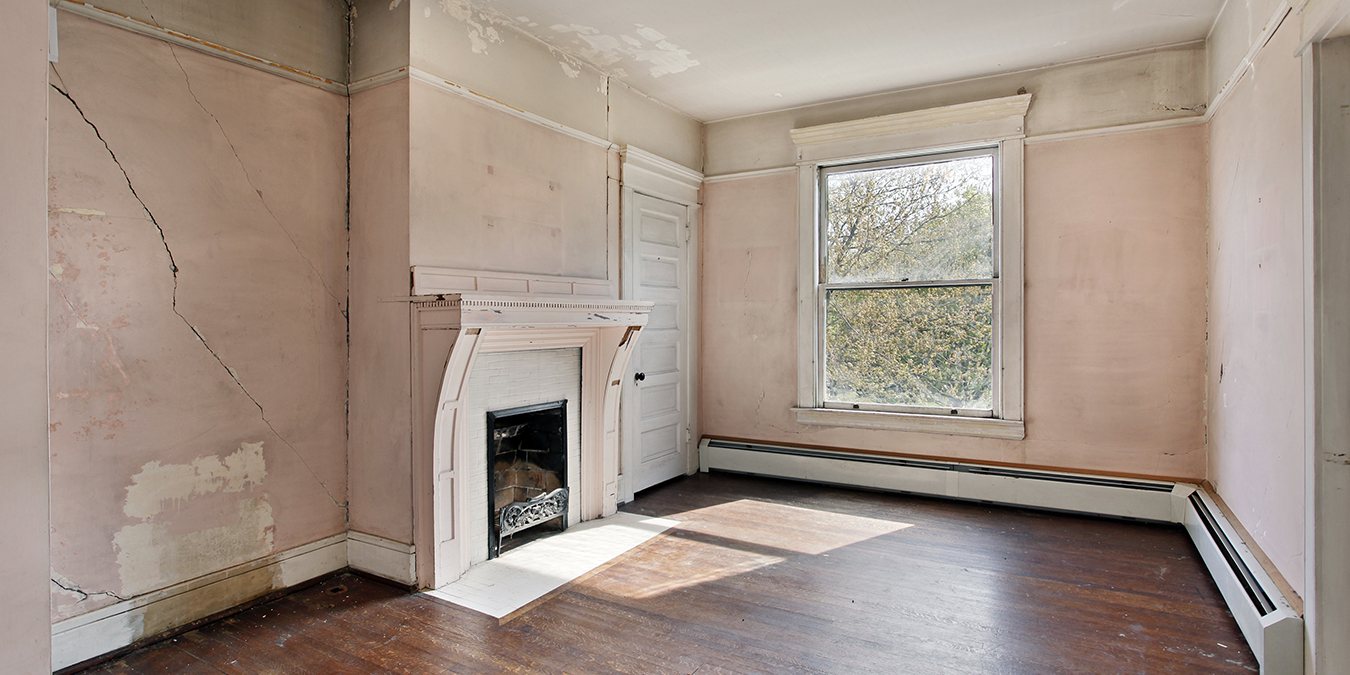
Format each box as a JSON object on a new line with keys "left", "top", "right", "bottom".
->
{"left": 473, "top": 0, "right": 1225, "bottom": 122}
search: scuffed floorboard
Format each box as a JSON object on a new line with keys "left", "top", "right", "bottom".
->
{"left": 83, "top": 473, "right": 1258, "bottom": 674}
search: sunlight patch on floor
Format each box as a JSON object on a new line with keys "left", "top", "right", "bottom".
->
{"left": 583, "top": 499, "right": 914, "bottom": 600}
{"left": 671, "top": 499, "right": 913, "bottom": 555}
{"left": 423, "top": 512, "right": 677, "bottom": 618}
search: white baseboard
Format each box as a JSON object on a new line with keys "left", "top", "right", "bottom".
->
{"left": 699, "top": 438, "right": 1187, "bottom": 521}
{"left": 51, "top": 532, "right": 347, "bottom": 672}
{"left": 347, "top": 531, "right": 417, "bottom": 586}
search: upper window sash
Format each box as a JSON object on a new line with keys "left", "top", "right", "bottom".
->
{"left": 817, "top": 146, "right": 1000, "bottom": 287}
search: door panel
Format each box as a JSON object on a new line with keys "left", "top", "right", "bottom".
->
{"left": 627, "top": 192, "right": 690, "bottom": 493}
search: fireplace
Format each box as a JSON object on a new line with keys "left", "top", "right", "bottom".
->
{"left": 411, "top": 291, "right": 651, "bottom": 588}
{"left": 486, "top": 400, "right": 568, "bottom": 558}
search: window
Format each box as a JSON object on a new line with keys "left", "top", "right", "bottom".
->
{"left": 820, "top": 148, "right": 997, "bottom": 415}
{"left": 790, "top": 96, "right": 1027, "bottom": 439}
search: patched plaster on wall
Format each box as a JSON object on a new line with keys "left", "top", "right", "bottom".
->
{"left": 124, "top": 442, "right": 267, "bottom": 521}
{"left": 113, "top": 497, "right": 275, "bottom": 597}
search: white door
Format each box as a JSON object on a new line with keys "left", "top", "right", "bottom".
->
{"left": 625, "top": 192, "right": 690, "bottom": 494}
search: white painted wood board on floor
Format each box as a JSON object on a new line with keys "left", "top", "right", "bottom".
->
{"left": 423, "top": 512, "right": 676, "bottom": 618}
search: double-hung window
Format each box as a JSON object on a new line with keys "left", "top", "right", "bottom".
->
{"left": 791, "top": 96, "right": 1028, "bottom": 439}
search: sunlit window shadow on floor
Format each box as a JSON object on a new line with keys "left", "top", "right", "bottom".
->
{"left": 593, "top": 498, "right": 913, "bottom": 600}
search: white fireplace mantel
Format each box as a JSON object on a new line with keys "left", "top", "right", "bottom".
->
{"left": 409, "top": 293, "right": 651, "bottom": 589}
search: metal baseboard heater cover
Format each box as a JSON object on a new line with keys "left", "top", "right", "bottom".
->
{"left": 1184, "top": 490, "right": 1303, "bottom": 675}
{"left": 699, "top": 438, "right": 1304, "bottom": 674}
{"left": 699, "top": 438, "right": 1183, "bottom": 521}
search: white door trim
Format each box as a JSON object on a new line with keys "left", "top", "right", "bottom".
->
{"left": 619, "top": 146, "right": 703, "bottom": 503}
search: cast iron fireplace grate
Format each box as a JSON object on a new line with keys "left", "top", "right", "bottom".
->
{"left": 486, "top": 400, "right": 569, "bottom": 558}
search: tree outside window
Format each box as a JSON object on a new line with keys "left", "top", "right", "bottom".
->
{"left": 820, "top": 149, "right": 997, "bottom": 414}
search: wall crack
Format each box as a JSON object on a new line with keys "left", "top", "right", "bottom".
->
{"left": 49, "top": 70, "right": 347, "bottom": 513}
{"left": 51, "top": 575, "right": 126, "bottom": 603}
{"left": 167, "top": 46, "right": 345, "bottom": 309}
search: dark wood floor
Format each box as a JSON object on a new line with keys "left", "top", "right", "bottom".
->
{"left": 86, "top": 472, "right": 1257, "bottom": 674}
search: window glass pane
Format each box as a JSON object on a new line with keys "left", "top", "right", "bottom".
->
{"left": 824, "top": 154, "right": 993, "bottom": 284}
{"left": 825, "top": 286, "right": 993, "bottom": 410}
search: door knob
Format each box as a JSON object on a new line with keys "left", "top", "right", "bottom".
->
{"left": 635, "top": 372, "right": 646, "bottom": 383}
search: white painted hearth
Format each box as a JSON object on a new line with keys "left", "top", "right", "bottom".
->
{"left": 411, "top": 293, "right": 651, "bottom": 589}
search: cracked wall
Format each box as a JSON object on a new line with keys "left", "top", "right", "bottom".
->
{"left": 47, "top": 13, "right": 349, "bottom": 623}
{"left": 700, "top": 124, "right": 1208, "bottom": 480}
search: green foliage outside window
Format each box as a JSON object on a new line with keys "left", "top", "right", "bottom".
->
{"left": 822, "top": 154, "right": 995, "bottom": 410}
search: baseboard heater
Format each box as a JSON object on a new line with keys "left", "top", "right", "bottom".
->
{"left": 1184, "top": 490, "right": 1303, "bottom": 674}
{"left": 699, "top": 438, "right": 1303, "bottom": 674}
{"left": 699, "top": 438, "right": 1184, "bottom": 521}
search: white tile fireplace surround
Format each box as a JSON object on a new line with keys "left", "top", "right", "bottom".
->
{"left": 411, "top": 291, "right": 651, "bottom": 589}
{"left": 465, "top": 348, "right": 582, "bottom": 565}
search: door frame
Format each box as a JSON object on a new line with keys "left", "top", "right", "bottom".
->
{"left": 618, "top": 146, "right": 703, "bottom": 503}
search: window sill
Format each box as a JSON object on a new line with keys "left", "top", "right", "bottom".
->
{"left": 791, "top": 407, "right": 1026, "bottom": 440}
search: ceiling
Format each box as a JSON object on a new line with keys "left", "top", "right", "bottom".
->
{"left": 472, "top": 0, "right": 1226, "bottom": 122}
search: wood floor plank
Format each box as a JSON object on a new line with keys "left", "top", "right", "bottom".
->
{"left": 83, "top": 472, "right": 1259, "bottom": 674}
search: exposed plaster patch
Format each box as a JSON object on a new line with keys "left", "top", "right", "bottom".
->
{"left": 124, "top": 442, "right": 267, "bottom": 521}
{"left": 48, "top": 268, "right": 132, "bottom": 385}
{"left": 559, "top": 61, "right": 581, "bottom": 78}
{"left": 441, "top": 0, "right": 504, "bottom": 54}
{"left": 1158, "top": 102, "right": 1208, "bottom": 113}
{"left": 55, "top": 207, "right": 107, "bottom": 216}
{"left": 389, "top": 0, "right": 402, "bottom": 8}
{"left": 549, "top": 22, "right": 699, "bottom": 78}
{"left": 113, "top": 497, "right": 274, "bottom": 597}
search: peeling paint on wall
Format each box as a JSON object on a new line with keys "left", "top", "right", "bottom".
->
{"left": 113, "top": 497, "right": 274, "bottom": 597}
{"left": 115, "top": 448, "right": 273, "bottom": 597}
{"left": 123, "top": 442, "right": 267, "bottom": 520}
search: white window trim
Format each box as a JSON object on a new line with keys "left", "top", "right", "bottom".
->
{"left": 792, "top": 95, "right": 1029, "bottom": 440}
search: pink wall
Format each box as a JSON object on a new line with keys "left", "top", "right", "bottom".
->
{"left": 1207, "top": 17, "right": 1307, "bottom": 597}
{"left": 701, "top": 125, "right": 1208, "bottom": 479}
{"left": 348, "top": 79, "right": 414, "bottom": 543}
{"left": 47, "top": 14, "right": 349, "bottom": 619}
{"left": 0, "top": 0, "right": 52, "bottom": 671}
{"left": 408, "top": 81, "right": 611, "bottom": 279}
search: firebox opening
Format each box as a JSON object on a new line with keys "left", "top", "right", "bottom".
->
{"left": 486, "top": 400, "right": 569, "bottom": 559}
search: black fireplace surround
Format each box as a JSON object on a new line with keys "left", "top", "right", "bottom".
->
{"left": 486, "top": 400, "right": 569, "bottom": 558}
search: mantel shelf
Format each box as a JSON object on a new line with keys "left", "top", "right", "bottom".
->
{"left": 412, "top": 293, "right": 652, "bottom": 329}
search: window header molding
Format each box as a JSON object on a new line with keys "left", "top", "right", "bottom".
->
{"left": 789, "top": 93, "right": 1032, "bottom": 164}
